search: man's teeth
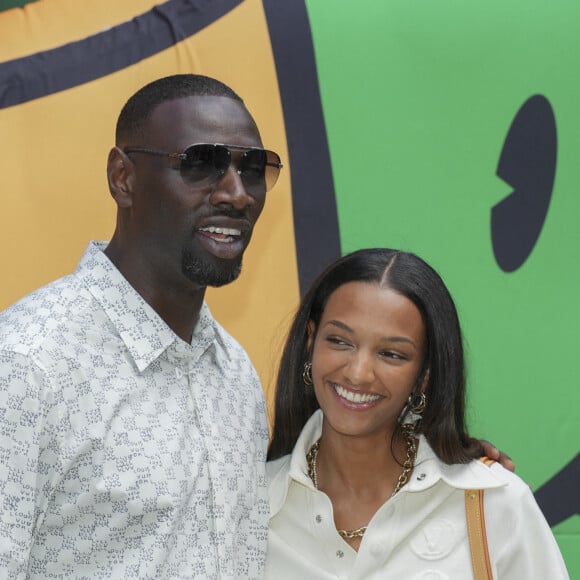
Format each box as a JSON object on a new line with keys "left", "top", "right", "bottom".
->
{"left": 334, "top": 384, "right": 381, "bottom": 404}
{"left": 200, "top": 226, "right": 241, "bottom": 236}
{"left": 199, "top": 226, "right": 241, "bottom": 243}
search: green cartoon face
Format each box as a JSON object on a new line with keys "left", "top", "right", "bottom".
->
{"left": 304, "top": 0, "right": 579, "bottom": 572}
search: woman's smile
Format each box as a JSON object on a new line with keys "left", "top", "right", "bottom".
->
{"left": 330, "top": 382, "right": 382, "bottom": 407}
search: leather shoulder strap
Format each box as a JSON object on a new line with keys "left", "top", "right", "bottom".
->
{"left": 465, "top": 488, "right": 494, "bottom": 580}
{"left": 479, "top": 456, "right": 497, "bottom": 467}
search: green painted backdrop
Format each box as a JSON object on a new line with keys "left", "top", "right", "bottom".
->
{"left": 306, "top": 0, "right": 579, "bottom": 574}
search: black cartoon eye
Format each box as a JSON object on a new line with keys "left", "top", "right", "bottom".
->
{"left": 491, "top": 95, "right": 557, "bottom": 273}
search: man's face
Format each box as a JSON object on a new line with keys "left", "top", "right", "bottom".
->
{"left": 125, "top": 95, "right": 267, "bottom": 290}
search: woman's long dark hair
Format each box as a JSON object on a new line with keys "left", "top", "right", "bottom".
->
{"left": 267, "top": 248, "right": 483, "bottom": 463}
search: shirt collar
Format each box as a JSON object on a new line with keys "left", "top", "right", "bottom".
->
{"left": 406, "top": 434, "right": 507, "bottom": 492}
{"left": 267, "top": 410, "right": 323, "bottom": 517}
{"left": 76, "top": 241, "right": 216, "bottom": 371}
{"left": 288, "top": 409, "right": 324, "bottom": 487}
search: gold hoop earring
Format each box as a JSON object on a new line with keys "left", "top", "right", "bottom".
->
{"left": 408, "top": 392, "right": 427, "bottom": 416}
{"left": 303, "top": 362, "right": 313, "bottom": 386}
{"left": 397, "top": 392, "right": 427, "bottom": 427}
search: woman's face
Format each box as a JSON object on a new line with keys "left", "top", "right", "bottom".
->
{"left": 308, "top": 281, "right": 427, "bottom": 441}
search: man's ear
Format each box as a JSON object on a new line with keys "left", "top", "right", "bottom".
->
{"left": 306, "top": 320, "right": 316, "bottom": 355}
{"left": 107, "top": 147, "right": 134, "bottom": 208}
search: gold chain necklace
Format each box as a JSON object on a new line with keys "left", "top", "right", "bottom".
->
{"left": 306, "top": 427, "right": 417, "bottom": 540}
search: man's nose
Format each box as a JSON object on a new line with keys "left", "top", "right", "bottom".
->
{"left": 209, "top": 166, "right": 256, "bottom": 210}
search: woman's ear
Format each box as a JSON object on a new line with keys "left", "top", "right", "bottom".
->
{"left": 107, "top": 147, "right": 134, "bottom": 208}
{"left": 306, "top": 320, "right": 316, "bottom": 355}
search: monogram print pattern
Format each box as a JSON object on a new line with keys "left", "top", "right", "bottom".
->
{"left": 0, "top": 242, "right": 269, "bottom": 579}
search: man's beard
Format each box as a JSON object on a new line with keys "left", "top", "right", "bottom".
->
{"left": 182, "top": 248, "right": 242, "bottom": 288}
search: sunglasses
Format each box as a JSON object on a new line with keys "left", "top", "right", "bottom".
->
{"left": 124, "top": 143, "right": 283, "bottom": 195}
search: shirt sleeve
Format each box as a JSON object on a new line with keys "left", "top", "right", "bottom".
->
{"left": 0, "top": 350, "right": 62, "bottom": 578}
{"left": 487, "top": 467, "right": 570, "bottom": 579}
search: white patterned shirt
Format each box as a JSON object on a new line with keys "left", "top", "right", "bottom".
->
{"left": 0, "top": 241, "right": 269, "bottom": 579}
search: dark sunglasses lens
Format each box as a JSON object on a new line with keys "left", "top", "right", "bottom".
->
{"left": 181, "top": 145, "right": 230, "bottom": 184}
{"left": 240, "top": 149, "right": 281, "bottom": 194}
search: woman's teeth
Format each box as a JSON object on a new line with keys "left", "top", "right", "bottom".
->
{"left": 334, "top": 384, "right": 381, "bottom": 404}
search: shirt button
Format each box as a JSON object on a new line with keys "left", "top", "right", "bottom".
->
{"left": 416, "top": 472, "right": 427, "bottom": 481}
{"left": 315, "top": 514, "right": 322, "bottom": 523}
{"left": 336, "top": 550, "right": 344, "bottom": 559}
{"left": 175, "top": 368, "right": 184, "bottom": 379}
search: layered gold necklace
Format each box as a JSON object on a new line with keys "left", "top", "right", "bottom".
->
{"left": 306, "top": 428, "right": 417, "bottom": 540}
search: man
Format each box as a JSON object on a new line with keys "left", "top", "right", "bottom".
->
{"left": 0, "top": 74, "right": 282, "bottom": 579}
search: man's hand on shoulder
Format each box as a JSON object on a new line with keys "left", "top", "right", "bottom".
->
{"left": 480, "top": 439, "right": 516, "bottom": 472}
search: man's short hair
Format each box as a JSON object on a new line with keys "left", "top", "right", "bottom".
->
{"left": 116, "top": 74, "right": 243, "bottom": 144}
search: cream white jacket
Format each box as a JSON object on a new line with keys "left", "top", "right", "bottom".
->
{"left": 266, "top": 410, "right": 568, "bottom": 579}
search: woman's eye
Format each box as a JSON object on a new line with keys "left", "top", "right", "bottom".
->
{"left": 380, "top": 350, "right": 407, "bottom": 361}
{"left": 326, "top": 336, "right": 350, "bottom": 347}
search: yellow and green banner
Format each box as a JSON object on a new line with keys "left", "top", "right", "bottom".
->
{"left": 0, "top": 0, "right": 577, "bottom": 573}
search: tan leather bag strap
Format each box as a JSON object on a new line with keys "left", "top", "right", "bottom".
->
{"left": 465, "top": 488, "right": 493, "bottom": 580}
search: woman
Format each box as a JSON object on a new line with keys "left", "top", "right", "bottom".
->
{"left": 266, "top": 248, "right": 568, "bottom": 579}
